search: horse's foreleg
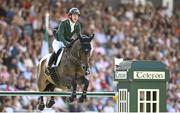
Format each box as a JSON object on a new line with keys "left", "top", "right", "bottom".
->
{"left": 38, "top": 96, "right": 45, "bottom": 111}
{"left": 79, "top": 77, "right": 89, "bottom": 103}
{"left": 69, "top": 80, "right": 77, "bottom": 102}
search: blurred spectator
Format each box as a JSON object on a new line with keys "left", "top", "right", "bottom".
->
{"left": 68, "top": 100, "right": 83, "bottom": 112}
{"left": 103, "top": 99, "right": 115, "bottom": 112}
{"left": 53, "top": 97, "right": 68, "bottom": 112}
{"left": 0, "top": 66, "right": 10, "bottom": 83}
{"left": 2, "top": 97, "right": 14, "bottom": 113}
{"left": 12, "top": 96, "right": 22, "bottom": 111}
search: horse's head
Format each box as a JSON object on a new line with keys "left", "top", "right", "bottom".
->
{"left": 79, "top": 34, "right": 94, "bottom": 54}
{"left": 78, "top": 34, "right": 94, "bottom": 71}
{"left": 69, "top": 34, "right": 94, "bottom": 73}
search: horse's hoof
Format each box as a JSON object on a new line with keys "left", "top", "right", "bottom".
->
{"left": 78, "top": 96, "right": 86, "bottom": 103}
{"left": 46, "top": 100, "right": 55, "bottom": 108}
{"left": 69, "top": 96, "right": 76, "bottom": 103}
{"left": 64, "top": 97, "right": 68, "bottom": 103}
{"left": 38, "top": 103, "right": 45, "bottom": 111}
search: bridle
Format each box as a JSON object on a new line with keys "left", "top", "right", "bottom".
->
{"left": 67, "top": 36, "right": 91, "bottom": 75}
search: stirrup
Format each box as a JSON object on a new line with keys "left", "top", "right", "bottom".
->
{"left": 45, "top": 67, "right": 52, "bottom": 75}
{"left": 50, "top": 69, "right": 60, "bottom": 85}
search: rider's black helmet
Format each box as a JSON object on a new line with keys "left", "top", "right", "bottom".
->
{"left": 68, "top": 8, "right": 80, "bottom": 16}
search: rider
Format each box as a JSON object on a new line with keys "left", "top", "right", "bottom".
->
{"left": 45, "top": 7, "right": 81, "bottom": 75}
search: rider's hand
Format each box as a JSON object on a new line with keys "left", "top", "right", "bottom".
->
{"left": 66, "top": 42, "right": 72, "bottom": 48}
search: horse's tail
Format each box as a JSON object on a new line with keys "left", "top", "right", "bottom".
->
{"left": 37, "top": 57, "right": 44, "bottom": 79}
{"left": 37, "top": 54, "right": 51, "bottom": 91}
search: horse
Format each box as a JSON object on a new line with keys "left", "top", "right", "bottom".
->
{"left": 37, "top": 34, "right": 94, "bottom": 111}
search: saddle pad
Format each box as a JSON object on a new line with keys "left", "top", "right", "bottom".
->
{"left": 40, "top": 54, "right": 51, "bottom": 66}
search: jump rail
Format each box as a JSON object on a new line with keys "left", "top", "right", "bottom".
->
{"left": 0, "top": 91, "right": 116, "bottom": 97}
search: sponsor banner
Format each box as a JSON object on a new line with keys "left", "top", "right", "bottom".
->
{"left": 133, "top": 71, "right": 165, "bottom": 79}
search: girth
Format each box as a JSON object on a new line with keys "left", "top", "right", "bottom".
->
{"left": 48, "top": 67, "right": 71, "bottom": 88}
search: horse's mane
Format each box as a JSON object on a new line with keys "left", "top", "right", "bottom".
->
{"left": 71, "top": 36, "right": 91, "bottom": 50}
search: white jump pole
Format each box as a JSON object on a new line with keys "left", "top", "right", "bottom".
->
{"left": 0, "top": 91, "right": 116, "bottom": 97}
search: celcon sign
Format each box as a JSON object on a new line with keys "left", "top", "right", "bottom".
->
{"left": 133, "top": 71, "right": 165, "bottom": 79}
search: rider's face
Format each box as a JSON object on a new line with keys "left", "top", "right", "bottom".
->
{"left": 71, "top": 14, "right": 79, "bottom": 23}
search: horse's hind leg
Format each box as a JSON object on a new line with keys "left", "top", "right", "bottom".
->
{"left": 79, "top": 77, "right": 89, "bottom": 103}
{"left": 37, "top": 63, "right": 45, "bottom": 111}
{"left": 46, "top": 83, "right": 56, "bottom": 108}
{"left": 38, "top": 84, "right": 51, "bottom": 111}
{"left": 38, "top": 96, "right": 45, "bottom": 111}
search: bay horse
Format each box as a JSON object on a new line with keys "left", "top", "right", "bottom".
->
{"left": 37, "top": 34, "right": 94, "bottom": 111}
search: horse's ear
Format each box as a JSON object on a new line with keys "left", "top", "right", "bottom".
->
{"left": 90, "top": 34, "right": 94, "bottom": 41}
{"left": 77, "top": 34, "right": 82, "bottom": 42}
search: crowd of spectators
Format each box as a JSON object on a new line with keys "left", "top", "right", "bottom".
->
{"left": 0, "top": 0, "right": 179, "bottom": 112}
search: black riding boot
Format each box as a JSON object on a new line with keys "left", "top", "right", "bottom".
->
{"left": 53, "top": 48, "right": 62, "bottom": 66}
{"left": 45, "top": 52, "right": 56, "bottom": 75}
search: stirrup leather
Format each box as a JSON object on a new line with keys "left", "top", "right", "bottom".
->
{"left": 45, "top": 67, "right": 52, "bottom": 75}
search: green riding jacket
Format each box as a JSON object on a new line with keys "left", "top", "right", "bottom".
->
{"left": 56, "top": 19, "right": 81, "bottom": 46}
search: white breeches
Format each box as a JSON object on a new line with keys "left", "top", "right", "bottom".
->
{"left": 52, "top": 39, "right": 65, "bottom": 53}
